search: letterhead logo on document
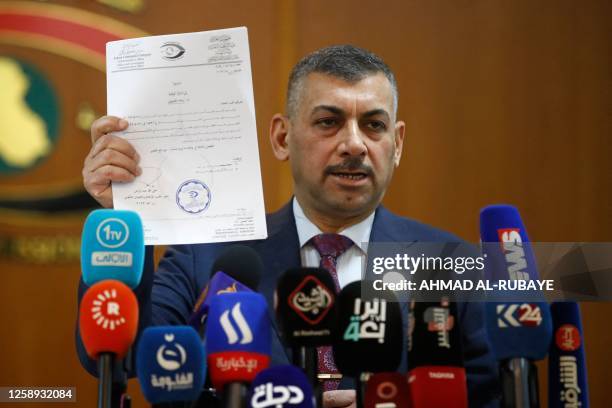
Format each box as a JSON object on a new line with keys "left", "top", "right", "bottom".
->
{"left": 161, "top": 42, "right": 186, "bottom": 61}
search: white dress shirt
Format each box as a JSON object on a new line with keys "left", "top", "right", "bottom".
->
{"left": 292, "top": 197, "right": 375, "bottom": 289}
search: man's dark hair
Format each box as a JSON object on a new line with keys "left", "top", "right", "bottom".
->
{"left": 286, "top": 45, "right": 398, "bottom": 119}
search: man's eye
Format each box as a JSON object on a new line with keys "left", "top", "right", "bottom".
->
{"left": 316, "top": 118, "right": 338, "bottom": 128}
{"left": 367, "top": 121, "right": 387, "bottom": 131}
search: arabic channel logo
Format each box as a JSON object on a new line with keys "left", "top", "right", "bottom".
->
{"left": 0, "top": 57, "right": 60, "bottom": 175}
{"left": 156, "top": 333, "right": 187, "bottom": 371}
{"left": 289, "top": 276, "right": 333, "bottom": 325}
{"left": 251, "top": 383, "right": 305, "bottom": 408}
{"left": 219, "top": 302, "right": 253, "bottom": 345}
{"left": 343, "top": 298, "right": 388, "bottom": 344}
{"left": 90, "top": 288, "right": 125, "bottom": 331}
{"left": 161, "top": 42, "right": 186, "bottom": 61}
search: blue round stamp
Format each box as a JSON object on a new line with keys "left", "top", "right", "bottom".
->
{"left": 176, "top": 179, "right": 211, "bottom": 214}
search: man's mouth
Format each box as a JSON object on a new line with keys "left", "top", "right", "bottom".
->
{"left": 331, "top": 172, "right": 368, "bottom": 181}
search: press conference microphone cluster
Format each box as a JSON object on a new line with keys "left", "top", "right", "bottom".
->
{"left": 79, "top": 209, "right": 145, "bottom": 408}
{"left": 480, "top": 204, "right": 553, "bottom": 408}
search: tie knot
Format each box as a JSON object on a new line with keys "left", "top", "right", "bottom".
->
{"left": 310, "top": 233, "right": 354, "bottom": 260}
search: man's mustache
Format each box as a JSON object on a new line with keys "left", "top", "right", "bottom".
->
{"left": 325, "top": 158, "right": 374, "bottom": 176}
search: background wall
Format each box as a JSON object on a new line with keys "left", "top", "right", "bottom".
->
{"left": 0, "top": 0, "right": 609, "bottom": 406}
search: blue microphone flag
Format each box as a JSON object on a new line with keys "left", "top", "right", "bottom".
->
{"left": 249, "top": 365, "right": 314, "bottom": 408}
{"left": 81, "top": 209, "right": 144, "bottom": 288}
{"left": 480, "top": 204, "right": 552, "bottom": 360}
{"left": 136, "top": 326, "right": 205, "bottom": 403}
{"left": 549, "top": 302, "right": 589, "bottom": 408}
{"left": 206, "top": 292, "right": 271, "bottom": 355}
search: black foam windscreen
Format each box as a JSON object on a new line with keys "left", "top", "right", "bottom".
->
{"left": 210, "top": 245, "right": 263, "bottom": 290}
{"left": 276, "top": 267, "right": 337, "bottom": 347}
{"left": 332, "top": 280, "right": 403, "bottom": 376}
{"left": 407, "top": 298, "right": 464, "bottom": 368}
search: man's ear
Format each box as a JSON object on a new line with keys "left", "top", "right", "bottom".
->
{"left": 393, "top": 120, "right": 406, "bottom": 167}
{"left": 269, "top": 113, "right": 291, "bottom": 161}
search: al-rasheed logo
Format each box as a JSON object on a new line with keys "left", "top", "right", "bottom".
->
{"left": 0, "top": 57, "right": 59, "bottom": 174}
{"left": 289, "top": 276, "right": 334, "bottom": 325}
{"left": 161, "top": 42, "right": 185, "bottom": 60}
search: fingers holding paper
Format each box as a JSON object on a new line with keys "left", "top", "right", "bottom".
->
{"left": 83, "top": 116, "right": 141, "bottom": 208}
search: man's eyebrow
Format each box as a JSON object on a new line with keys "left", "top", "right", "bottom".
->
{"left": 310, "top": 106, "right": 391, "bottom": 121}
{"left": 362, "top": 109, "right": 391, "bottom": 121}
{"left": 311, "top": 105, "right": 345, "bottom": 116}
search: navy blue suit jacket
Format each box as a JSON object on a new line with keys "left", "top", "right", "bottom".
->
{"left": 76, "top": 202, "right": 500, "bottom": 406}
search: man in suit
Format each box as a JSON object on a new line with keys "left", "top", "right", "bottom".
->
{"left": 80, "top": 45, "right": 499, "bottom": 406}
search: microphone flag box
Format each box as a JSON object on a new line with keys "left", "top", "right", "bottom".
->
{"left": 81, "top": 209, "right": 144, "bottom": 288}
{"left": 136, "top": 326, "right": 205, "bottom": 403}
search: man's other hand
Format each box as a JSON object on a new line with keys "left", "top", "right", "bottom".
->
{"left": 83, "top": 116, "right": 141, "bottom": 208}
{"left": 323, "top": 390, "right": 356, "bottom": 408}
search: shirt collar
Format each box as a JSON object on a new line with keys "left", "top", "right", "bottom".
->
{"left": 292, "top": 197, "right": 374, "bottom": 254}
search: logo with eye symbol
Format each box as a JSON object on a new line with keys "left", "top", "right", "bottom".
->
{"left": 176, "top": 179, "right": 211, "bottom": 214}
{"left": 161, "top": 42, "right": 185, "bottom": 61}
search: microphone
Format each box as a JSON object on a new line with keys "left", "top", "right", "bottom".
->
{"left": 81, "top": 209, "right": 144, "bottom": 289}
{"left": 275, "top": 267, "right": 337, "bottom": 400}
{"left": 548, "top": 302, "right": 589, "bottom": 408}
{"left": 364, "top": 372, "right": 411, "bottom": 408}
{"left": 407, "top": 298, "right": 467, "bottom": 408}
{"left": 189, "top": 245, "right": 264, "bottom": 334}
{"left": 135, "top": 326, "right": 206, "bottom": 404}
{"left": 206, "top": 292, "right": 271, "bottom": 408}
{"left": 333, "top": 281, "right": 403, "bottom": 408}
{"left": 480, "top": 204, "right": 553, "bottom": 408}
{"left": 79, "top": 280, "right": 139, "bottom": 408}
{"left": 249, "top": 365, "right": 315, "bottom": 408}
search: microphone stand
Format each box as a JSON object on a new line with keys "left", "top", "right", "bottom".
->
{"left": 356, "top": 372, "right": 371, "bottom": 408}
{"left": 502, "top": 357, "right": 536, "bottom": 408}
{"left": 293, "top": 346, "right": 321, "bottom": 407}
{"left": 98, "top": 353, "right": 114, "bottom": 408}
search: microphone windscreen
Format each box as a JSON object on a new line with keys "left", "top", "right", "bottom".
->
{"left": 364, "top": 372, "right": 411, "bottom": 408}
{"left": 333, "top": 281, "right": 403, "bottom": 377}
{"left": 135, "top": 326, "right": 205, "bottom": 403}
{"left": 81, "top": 209, "right": 144, "bottom": 288}
{"left": 211, "top": 245, "right": 263, "bottom": 290}
{"left": 407, "top": 299, "right": 464, "bottom": 368}
{"left": 408, "top": 366, "right": 467, "bottom": 408}
{"left": 79, "top": 279, "right": 139, "bottom": 359}
{"left": 189, "top": 271, "right": 253, "bottom": 330}
{"left": 548, "top": 302, "right": 589, "bottom": 408}
{"left": 479, "top": 204, "right": 553, "bottom": 360}
{"left": 249, "top": 365, "right": 315, "bottom": 408}
{"left": 206, "top": 292, "right": 271, "bottom": 388}
{"left": 480, "top": 204, "right": 539, "bottom": 281}
{"left": 276, "top": 267, "right": 337, "bottom": 347}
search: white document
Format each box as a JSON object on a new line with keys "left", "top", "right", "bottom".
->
{"left": 106, "top": 27, "right": 267, "bottom": 245}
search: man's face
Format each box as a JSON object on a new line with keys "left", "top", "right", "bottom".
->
{"left": 285, "top": 72, "right": 404, "bottom": 221}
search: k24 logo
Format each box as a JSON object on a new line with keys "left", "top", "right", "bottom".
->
{"left": 496, "top": 303, "right": 542, "bottom": 328}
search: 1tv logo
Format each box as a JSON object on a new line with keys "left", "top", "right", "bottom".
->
{"left": 97, "top": 218, "right": 129, "bottom": 248}
{"left": 497, "top": 303, "right": 542, "bottom": 328}
{"left": 219, "top": 303, "right": 253, "bottom": 345}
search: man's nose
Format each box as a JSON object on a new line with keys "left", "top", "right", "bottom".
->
{"left": 340, "top": 119, "right": 367, "bottom": 157}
